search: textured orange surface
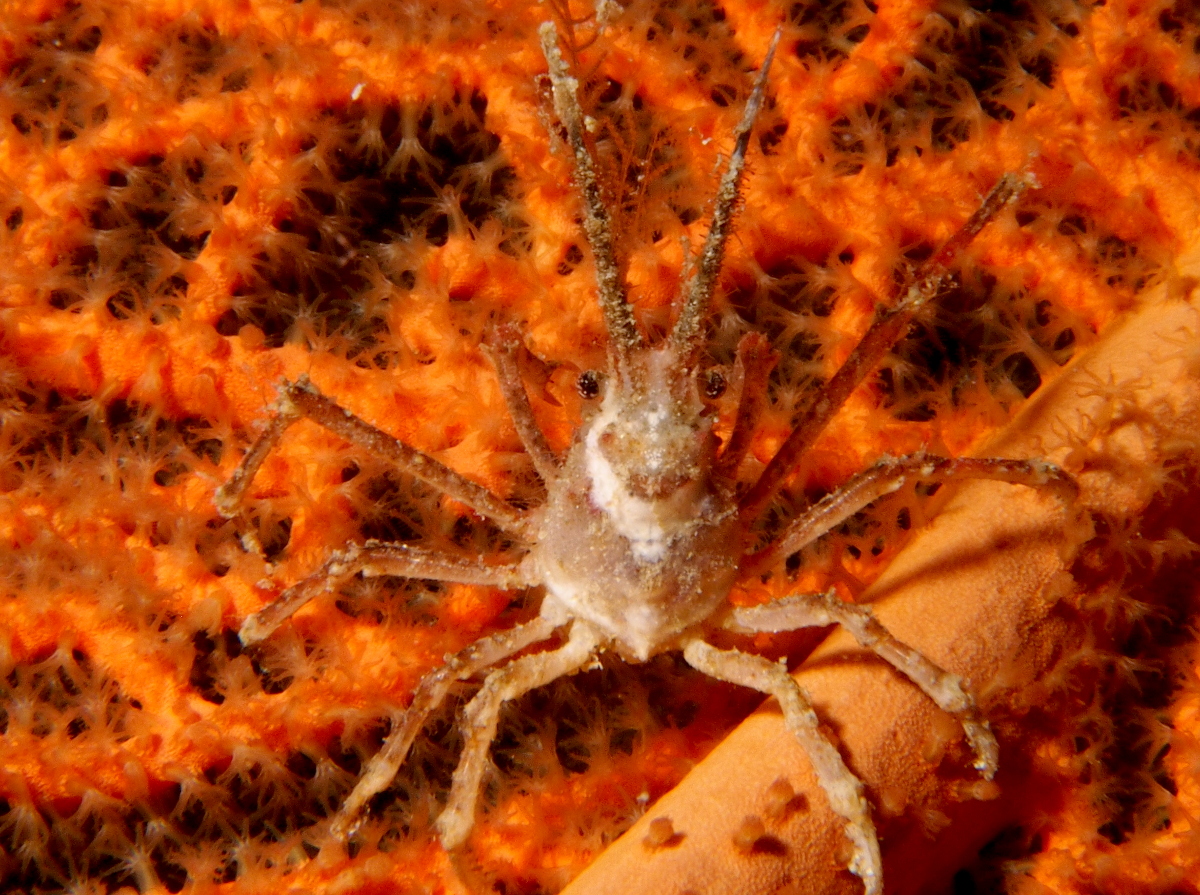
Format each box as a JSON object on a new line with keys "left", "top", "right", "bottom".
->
{"left": 1, "top": 0, "right": 1199, "bottom": 893}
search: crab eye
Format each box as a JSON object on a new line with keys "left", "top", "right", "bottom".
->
{"left": 703, "top": 369, "right": 726, "bottom": 399}
{"left": 577, "top": 370, "right": 601, "bottom": 399}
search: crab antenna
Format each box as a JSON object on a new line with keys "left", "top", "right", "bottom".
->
{"left": 668, "top": 26, "right": 782, "bottom": 370}
{"left": 540, "top": 22, "right": 643, "bottom": 369}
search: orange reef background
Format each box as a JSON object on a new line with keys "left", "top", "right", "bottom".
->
{"left": 1, "top": 0, "right": 1199, "bottom": 892}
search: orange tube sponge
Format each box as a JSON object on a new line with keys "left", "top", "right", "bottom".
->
{"left": 561, "top": 283, "right": 1200, "bottom": 894}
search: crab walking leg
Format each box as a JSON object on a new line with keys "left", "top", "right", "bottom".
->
{"left": 482, "top": 323, "right": 561, "bottom": 481}
{"left": 212, "top": 401, "right": 300, "bottom": 554}
{"left": 727, "top": 590, "right": 998, "bottom": 777}
{"left": 239, "top": 543, "right": 533, "bottom": 646}
{"left": 330, "top": 615, "right": 560, "bottom": 839}
{"left": 215, "top": 376, "right": 526, "bottom": 533}
{"left": 743, "top": 455, "right": 1078, "bottom": 577}
{"left": 213, "top": 403, "right": 299, "bottom": 519}
{"left": 739, "top": 173, "right": 1033, "bottom": 523}
{"left": 682, "top": 638, "right": 883, "bottom": 895}
{"left": 435, "top": 621, "right": 602, "bottom": 848}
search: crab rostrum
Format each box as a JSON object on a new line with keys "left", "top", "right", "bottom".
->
{"left": 215, "top": 22, "right": 1075, "bottom": 894}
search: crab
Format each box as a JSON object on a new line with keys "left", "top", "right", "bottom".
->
{"left": 214, "top": 21, "right": 1076, "bottom": 895}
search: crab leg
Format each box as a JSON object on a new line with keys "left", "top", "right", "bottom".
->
{"left": 713, "top": 332, "right": 777, "bottom": 485}
{"left": 435, "top": 621, "right": 601, "bottom": 848}
{"left": 330, "top": 615, "right": 561, "bottom": 839}
{"left": 238, "top": 543, "right": 533, "bottom": 645}
{"left": 738, "top": 173, "right": 1034, "bottom": 522}
{"left": 482, "top": 323, "right": 561, "bottom": 481}
{"left": 743, "top": 454, "right": 1078, "bottom": 577}
{"left": 215, "top": 376, "right": 526, "bottom": 533}
{"left": 682, "top": 637, "right": 883, "bottom": 895}
{"left": 726, "top": 589, "right": 998, "bottom": 778}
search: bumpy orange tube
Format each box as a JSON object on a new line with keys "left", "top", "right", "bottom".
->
{"left": 563, "top": 283, "right": 1200, "bottom": 893}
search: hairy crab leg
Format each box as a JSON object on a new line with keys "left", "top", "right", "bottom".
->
{"left": 213, "top": 407, "right": 295, "bottom": 520}
{"left": 482, "top": 323, "right": 562, "bottom": 481}
{"left": 713, "top": 332, "right": 777, "bottom": 485}
{"left": 214, "top": 376, "right": 527, "bottom": 533}
{"left": 540, "top": 22, "right": 642, "bottom": 367}
{"left": 434, "top": 621, "right": 602, "bottom": 848}
{"left": 682, "top": 637, "right": 883, "bottom": 895}
{"left": 743, "top": 454, "right": 1079, "bottom": 578}
{"left": 238, "top": 543, "right": 534, "bottom": 646}
{"left": 726, "top": 589, "right": 998, "bottom": 778}
{"left": 330, "top": 615, "right": 561, "bottom": 839}
{"left": 738, "top": 173, "right": 1035, "bottom": 523}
